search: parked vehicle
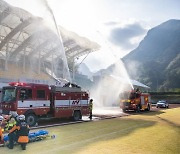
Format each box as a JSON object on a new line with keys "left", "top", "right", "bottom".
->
{"left": 0, "top": 82, "right": 90, "bottom": 126}
{"left": 156, "top": 100, "right": 169, "bottom": 108}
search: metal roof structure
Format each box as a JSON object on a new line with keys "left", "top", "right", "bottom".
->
{"left": 0, "top": 0, "right": 100, "bottom": 80}
{"left": 60, "top": 27, "right": 100, "bottom": 60}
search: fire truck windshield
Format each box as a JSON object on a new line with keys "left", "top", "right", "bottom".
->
{"left": 1, "top": 88, "right": 16, "bottom": 102}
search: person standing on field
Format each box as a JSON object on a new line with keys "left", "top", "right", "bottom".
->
{"left": 89, "top": 99, "right": 93, "bottom": 120}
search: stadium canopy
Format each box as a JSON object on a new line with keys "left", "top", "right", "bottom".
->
{"left": 0, "top": 0, "right": 100, "bottom": 80}
{"left": 60, "top": 27, "right": 100, "bottom": 60}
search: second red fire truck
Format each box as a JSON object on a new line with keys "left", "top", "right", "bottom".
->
{"left": 120, "top": 90, "right": 151, "bottom": 112}
{"left": 0, "top": 82, "right": 90, "bottom": 126}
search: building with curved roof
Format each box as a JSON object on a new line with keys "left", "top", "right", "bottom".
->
{"left": 0, "top": 0, "right": 100, "bottom": 86}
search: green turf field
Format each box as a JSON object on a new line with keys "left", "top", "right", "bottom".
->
{"left": 1, "top": 108, "right": 180, "bottom": 154}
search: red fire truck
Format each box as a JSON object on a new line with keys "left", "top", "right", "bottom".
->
{"left": 120, "top": 90, "right": 151, "bottom": 112}
{"left": 0, "top": 82, "right": 90, "bottom": 126}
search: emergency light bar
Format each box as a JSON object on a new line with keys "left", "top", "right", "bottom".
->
{"left": 9, "top": 82, "right": 27, "bottom": 86}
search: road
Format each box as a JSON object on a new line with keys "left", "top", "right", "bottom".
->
{"left": 33, "top": 104, "right": 180, "bottom": 129}
{"left": 151, "top": 103, "right": 180, "bottom": 111}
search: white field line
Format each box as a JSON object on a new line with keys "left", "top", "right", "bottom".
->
{"left": 42, "top": 122, "right": 151, "bottom": 153}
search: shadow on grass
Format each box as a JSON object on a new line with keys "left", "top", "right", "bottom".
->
{"left": 0, "top": 118, "right": 157, "bottom": 154}
{"left": 156, "top": 116, "right": 180, "bottom": 128}
{"left": 51, "top": 118, "right": 157, "bottom": 153}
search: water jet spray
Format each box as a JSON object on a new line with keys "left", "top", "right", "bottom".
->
{"left": 90, "top": 30, "right": 134, "bottom": 116}
{"left": 41, "top": 0, "right": 71, "bottom": 82}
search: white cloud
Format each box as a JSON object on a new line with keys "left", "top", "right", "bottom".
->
{"left": 108, "top": 22, "right": 147, "bottom": 49}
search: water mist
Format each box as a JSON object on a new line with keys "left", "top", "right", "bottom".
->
{"left": 89, "top": 38, "right": 134, "bottom": 116}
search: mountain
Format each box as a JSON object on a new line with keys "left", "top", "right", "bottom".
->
{"left": 122, "top": 19, "right": 180, "bottom": 91}
{"left": 77, "top": 63, "right": 93, "bottom": 78}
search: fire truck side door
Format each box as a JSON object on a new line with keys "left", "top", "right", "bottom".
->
{"left": 141, "top": 96, "right": 145, "bottom": 105}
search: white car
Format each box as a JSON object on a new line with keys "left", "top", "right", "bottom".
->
{"left": 156, "top": 100, "right": 169, "bottom": 108}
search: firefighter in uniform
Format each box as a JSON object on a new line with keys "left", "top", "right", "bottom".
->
{"left": 9, "top": 115, "right": 29, "bottom": 150}
{"left": 10, "top": 112, "right": 20, "bottom": 142}
{"left": 5, "top": 117, "right": 17, "bottom": 149}
{"left": 0, "top": 116, "right": 4, "bottom": 143}
{"left": 89, "top": 99, "right": 93, "bottom": 120}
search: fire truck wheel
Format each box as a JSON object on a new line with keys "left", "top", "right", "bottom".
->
{"left": 25, "top": 113, "right": 37, "bottom": 127}
{"left": 136, "top": 105, "right": 141, "bottom": 113}
{"left": 73, "top": 111, "right": 82, "bottom": 121}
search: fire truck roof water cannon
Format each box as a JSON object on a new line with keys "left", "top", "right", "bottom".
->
{"left": 0, "top": 82, "right": 90, "bottom": 126}
{"left": 120, "top": 88, "right": 151, "bottom": 112}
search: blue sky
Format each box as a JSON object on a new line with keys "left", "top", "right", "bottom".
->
{"left": 6, "top": 0, "right": 180, "bottom": 72}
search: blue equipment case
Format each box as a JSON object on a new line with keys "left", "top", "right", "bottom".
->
{"left": 3, "top": 130, "right": 49, "bottom": 143}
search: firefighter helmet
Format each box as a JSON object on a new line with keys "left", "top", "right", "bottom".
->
{"left": 19, "top": 115, "right": 25, "bottom": 121}
{"left": 11, "top": 112, "right": 19, "bottom": 118}
{"left": 90, "top": 99, "right": 93, "bottom": 102}
{"left": 0, "top": 115, "right": 4, "bottom": 121}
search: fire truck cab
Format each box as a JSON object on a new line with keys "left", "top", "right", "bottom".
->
{"left": 0, "top": 82, "right": 90, "bottom": 126}
{"left": 120, "top": 90, "right": 151, "bottom": 112}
